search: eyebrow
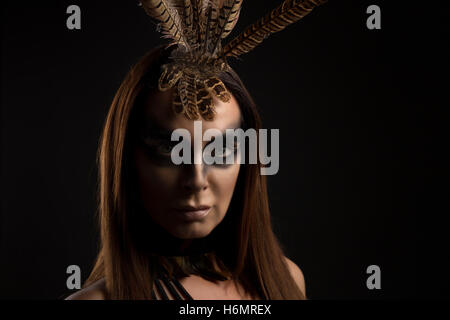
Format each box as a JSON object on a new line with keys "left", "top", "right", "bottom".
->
{"left": 220, "top": 118, "right": 243, "bottom": 133}
{"left": 203, "top": 118, "right": 243, "bottom": 147}
{"left": 141, "top": 116, "right": 244, "bottom": 140}
{"left": 141, "top": 119, "right": 173, "bottom": 140}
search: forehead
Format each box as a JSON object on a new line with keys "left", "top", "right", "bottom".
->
{"left": 142, "top": 87, "right": 242, "bottom": 133}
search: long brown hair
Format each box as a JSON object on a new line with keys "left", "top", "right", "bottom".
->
{"left": 84, "top": 46, "right": 305, "bottom": 300}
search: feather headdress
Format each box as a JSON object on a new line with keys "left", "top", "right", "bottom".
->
{"left": 140, "top": 0, "right": 327, "bottom": 120}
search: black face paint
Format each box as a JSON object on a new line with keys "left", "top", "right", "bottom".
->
{"left": 138, "top": 135, "right": 179, "bottom": 166}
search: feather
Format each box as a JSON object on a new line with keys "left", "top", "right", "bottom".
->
{"left": 202, "top": 5, "right": 212, "bottom": 53}
{"left": 196, "top": 80, "right": 216, "bottom": 120}
{"left": 197, "top": 0, "right": 219, "bottom": 51}
{"left": 141, "top": 0, "right": 190, "bottom": 48}
{"left": 177, "top": 0, "right": 199, "bottom": 45}
{"left": 222, "top": 0, "right": 327, "bottom": 57}
{"left": 175, "top": 78, "right": 188, "bottom": 115}
{"left": 172, "top": 89, "right": 185, "bottom": 114}
{"left": 201, "top": 0, "right": 220, "bottom": 18}
{"left": 204, "top": 77, "right": 231, "bottom": 103}
{"left": 183, "top": 0, "right": 193, "bottom": 31}
{"left": 158, "top": 64, "right": 183, "bottom": 91}
{"left": 215, "top": 0, "right": 242, "bottom": 40}
{"left": 209, "top": 0, "right": 242, "bottom": 55}
{"left": 203, "top": 4, "right": 220, "bottom": 53}
{"left": 189, "top": 0, "right": 203, "bottom": 47}
{"left": 183, "top": 73, "right": 200, "bottom": 120}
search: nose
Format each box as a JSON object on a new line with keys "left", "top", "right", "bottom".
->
{"left": 181, "top": 163, "right": 208, "bottom": 192}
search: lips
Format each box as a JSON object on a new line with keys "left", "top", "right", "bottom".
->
{"left": 172, "top": 205, "right": 212, "bottom": 221}
{"left": 175, "top": 205, "right": 211, "bottom": 211}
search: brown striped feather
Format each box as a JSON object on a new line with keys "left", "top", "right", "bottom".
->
{"left": 216, "top": 0, "right": 242, "bottom": 39}
{"left": 196, "top": 80, "right": 216, "bottom": 120}
{"left": 222, "top": 0, "right": 327, "bottom": 57}
{"left": 141, "top": 0, "right": 190, "bottom": 47}
{"left": 158, "top": 64, "right": 183, "bottom": 91}
{"left": 204, "top": 77, "right": 231, "bottom": 103}
{"left": 184, "top": 73, "right": 200, "bottom": 120}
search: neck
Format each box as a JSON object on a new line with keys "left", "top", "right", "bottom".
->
{"left": 143, "top": 221, "right": 214, "bottom": 257}
{"left": 178, "top": 239, "right": 194, "bottom": 253}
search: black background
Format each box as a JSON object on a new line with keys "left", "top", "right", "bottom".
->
{"left": 0, "top": 0, "right": 448, "bottom": 299}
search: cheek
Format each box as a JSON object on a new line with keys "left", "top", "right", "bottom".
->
{"left": 134, "top": 151, "right": 178, "bottom": 210}
{"left": 208, "top": 164, "right": 240, "bottom": 216}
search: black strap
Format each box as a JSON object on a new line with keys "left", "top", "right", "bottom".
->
{"left": 154, "top": 278, "right": 169, "bottom": 300}
{"left": 172, "top": 277, "right": 194, "bottom": 300}
{"left": 160, "top": 276, "right": 183, "bottom": 300}
{"left": 151, "top": 287, "right": 157, "bottom": 300}
{"left": 152, "top": 276, "right": 194, "bottom": 300}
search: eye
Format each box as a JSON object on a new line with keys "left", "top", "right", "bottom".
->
{"left": 214, "top": 146, "right": 233, "bottom": 158}
{"left": 142, "top": 137, "right": 174, "bottom": 157}
{"left": 156, "top": 142, "right": 173, "bottom": 155}
{"left": 212, "top": 140, "right": 240, "bottom": 161}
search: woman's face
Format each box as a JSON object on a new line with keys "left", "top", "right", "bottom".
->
{"left": 133, "top": 88, "right": 242, "bottom": 240}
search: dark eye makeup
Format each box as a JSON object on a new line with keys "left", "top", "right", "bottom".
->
{"left": 139, "top": 134, "right": 240, "bottom": 167}
{"left": 138, "top": 136, "right": 177, "bottom": 165}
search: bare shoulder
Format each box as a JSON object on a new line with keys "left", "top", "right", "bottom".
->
{"left": 65, "top": 278, "right": 107, "bottom": 300}
{"left": 283, "top": 256, "right": 306, "bottom": 297}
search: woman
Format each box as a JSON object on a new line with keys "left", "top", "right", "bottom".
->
{"left": 65, "top": 45, "right": 306, "bottom": 300}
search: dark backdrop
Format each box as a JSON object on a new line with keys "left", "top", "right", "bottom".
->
{"left": 1, "top": 0, "right": 448, "bottom": 299}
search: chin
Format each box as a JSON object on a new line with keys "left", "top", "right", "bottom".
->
{"left": 170, "top": 224, "right": 214, "bottom": 239}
